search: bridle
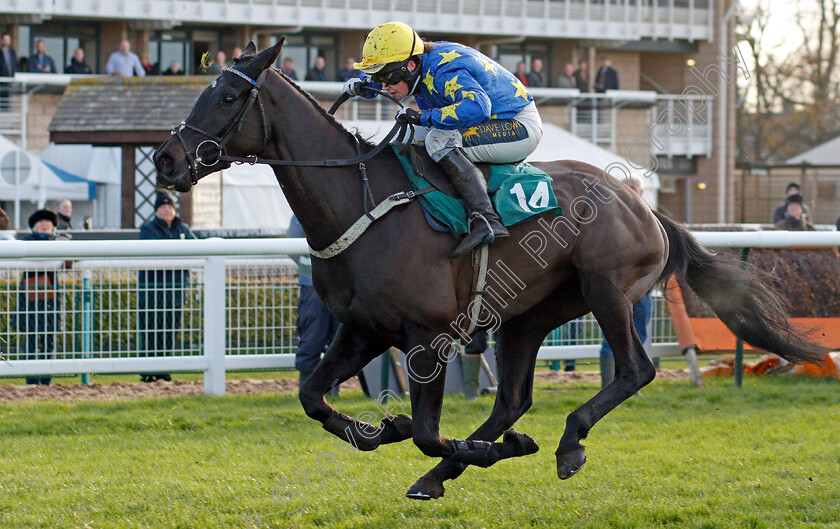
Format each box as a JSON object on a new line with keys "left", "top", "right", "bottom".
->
{"left": 171, "top": 67, "right": 271, "bottom": 185}
{"left": 169, "top": 65, "right": 409, "bottom": 186}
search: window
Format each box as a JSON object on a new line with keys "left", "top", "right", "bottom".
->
{"left": 495, "top": 41, "right": 552, "bottom": 87}
{"left": 271, "top": 33, "right": 338, "bottom": 81}
{"left": 27, "top": 23, "right": 99, "bottom": 74}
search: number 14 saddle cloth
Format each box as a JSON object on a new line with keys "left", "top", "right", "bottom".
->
{"left": 391, "top": 145, "right": 563, "bottom": 236}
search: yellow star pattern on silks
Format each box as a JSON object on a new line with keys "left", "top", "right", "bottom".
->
{"left": 481, "top": 58, "right": 497, "bottom": 75}
{"left": 440, "top": 103, "right": 460, "bottom": 122}
{"left": 461, "top": 90, "right": 476, "bottom": 101}
{"left": 438, "top": 50, "right": 462, "bottom": 66}
{"left": 423, "top": 70, "right": 438, "bottom": 94}
{"left": 511, "top": 79, "right": 529, "bottom": 100}
{"left": 444, "top": 75, "right": 463, "bottom": 100}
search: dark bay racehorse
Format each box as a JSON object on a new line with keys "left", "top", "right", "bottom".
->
{"left": 154, "top": 40, "right": 823, "bottom": 499}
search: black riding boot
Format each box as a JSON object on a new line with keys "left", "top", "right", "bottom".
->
{"left": 439, "top": 148, "right": 509, "bottom": 258}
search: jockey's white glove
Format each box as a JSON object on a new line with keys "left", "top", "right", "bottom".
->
{"left": 342, "top": 77, "right": 370, "bottom": 97}
{"left": 395, "top": 107, "right": 422, "bottom": 126}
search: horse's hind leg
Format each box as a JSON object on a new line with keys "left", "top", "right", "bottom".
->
{"left": 408, "top": 280, "right": 589, "bottom": 500}
{"left": 299, "top": 324, "right": 413, "bottom": 451}
{"left": 555, "top": 271, "right": 656, "bottom": 480}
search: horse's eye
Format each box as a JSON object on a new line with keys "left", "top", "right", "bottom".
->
{"left": 223, "top": 94, "right": 235, "bottom": 104}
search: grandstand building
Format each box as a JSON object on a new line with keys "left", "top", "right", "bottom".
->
{"left": 0, "top": 0, "right": 738, "bottom": 226}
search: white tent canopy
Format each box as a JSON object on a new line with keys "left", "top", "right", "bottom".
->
{"left": 221, "top": 164, "right": 293, "bottom": 229}
{"left": 341, "top": 120, "right": 660, "bottom": 208}
{"left": 787, "top": 136, "right": 840, "bottom": 165}
{"left": 0, "top": 135, "right": 95, "bottom": 202}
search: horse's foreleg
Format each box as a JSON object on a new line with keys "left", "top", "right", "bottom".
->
{"left": 555, "top": 271, "right": 656, "bottom": 480}
{"left": 299, "top": 324, "right": 412, "bottom": 451}
{"left": 408, "top": 281, "right": 589, "bottom": 500}
{"left": 406, "top": 323, "right": 544, "bottom": 500}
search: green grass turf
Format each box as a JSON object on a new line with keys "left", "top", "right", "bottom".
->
{"left": 0, "top": 376, "right": 838, "bottom": 528}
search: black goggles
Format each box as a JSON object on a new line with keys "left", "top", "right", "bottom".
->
{"left": 372, "top": 65, "right": 409, "bottom": 86}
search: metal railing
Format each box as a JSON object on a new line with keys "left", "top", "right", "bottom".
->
{"left": 6, "top": 232, "right": 835, "bottom": 394}
{"left": 652, "top": 93, "right": 714, "bottom": 158}
{"left": 0, "top": 0, "right": 713, "bottom": 41}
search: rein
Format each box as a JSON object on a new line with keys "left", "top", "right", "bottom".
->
{"left": 171, "top": 66, "right": 409, "bottom": 177}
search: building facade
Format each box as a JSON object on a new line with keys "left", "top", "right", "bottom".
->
{"left": 0, "top": 0, "right": 737, "bottom": 224}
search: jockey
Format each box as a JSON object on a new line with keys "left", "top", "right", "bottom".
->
{"left": 343, "top": 22, "right": 543, "bottom": 258}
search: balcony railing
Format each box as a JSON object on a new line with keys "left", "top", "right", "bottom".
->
{"left": 0, "top": 0, "right": 713, "bottom": 41}
{"left": 651, "top": 93, "right": 713, "bottom": 158}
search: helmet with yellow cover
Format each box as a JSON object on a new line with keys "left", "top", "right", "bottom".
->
{"left": 354, "top": 22, "right": 425, "bottom": 87}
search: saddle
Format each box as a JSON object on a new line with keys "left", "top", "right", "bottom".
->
{"left": 392, "top": 144, "right": 563, "bottom": 236}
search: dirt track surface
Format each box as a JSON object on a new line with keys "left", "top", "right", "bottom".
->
{"left": 0, "top": 369, "right": 692, "bottom": 403}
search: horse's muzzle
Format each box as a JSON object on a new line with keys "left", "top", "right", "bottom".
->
{"left": 154, "top": 144, "right": 191, "bottom": 192}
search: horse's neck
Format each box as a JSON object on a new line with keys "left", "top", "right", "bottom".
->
{"left": 267, "top": 74, "right": 372, "bottom": 249}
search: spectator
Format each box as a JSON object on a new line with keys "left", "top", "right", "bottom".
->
{"left": 773, "top": 194, "right": 815, "bottom": 231}
{"left": 599, "top": 176, "right": 653, "bottom": 388}
{"left": 106, "top": 40, "right": 146, "bottom": 77}
{"left": 137, "top": 190, "right": 195, "bottom": 383}
{"left": 15, "top": 210, "right": 64, "bottom": 385}
{"left": 305, "top": 56, "right": 328, "bottom": 81}
{"left": 139, "top": 52, "right": 156, "bottom": 75}
{"left": 27, "top": 40, "right": 56, "bottom": 73}
{"left": 162, "top": 61, "right": 184, "bottom": 76}
{"left": 65, "top": 48, "right": 92, "bottom": 74}
{"left": 573, "top": 59, "right": 589, "bottom": 92}
{"left": 55, "top": 199, "right": 72, "bottom": 229}
{"left": 1, "top": 33, "right": 19, "bottom": 111}
{"left": 280, "top": 57, "right": 298, "bottom": 80}
{"left": 773, "top": 182, "right": 811, "bottom": 223}
{"left": 207, "top": 51, "right": 227, "bottom": 75}
{"left": 556, "top": 62, "right": 575, "bottom": 88}
{"left": 337, "top": 57, "right": 360, "bottom": 81}
{"left": 525, "top": 58, "right": 544, "bottom": 88}
{"left": 514, "top": 61, "right": 528, "bottom": 86}
{"left": 287, "top": 215, "right": 341, "bottom": 393}
{"left": 594, "top": 56, "right": 619, "bottom": 92}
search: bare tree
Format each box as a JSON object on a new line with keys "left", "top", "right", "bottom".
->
{"left": 737, "top": 0, "right": 840, "bottom": 161}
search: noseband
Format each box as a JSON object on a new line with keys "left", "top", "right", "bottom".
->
{"left": 171, "top": 67, "right": 270, "bottom": 184}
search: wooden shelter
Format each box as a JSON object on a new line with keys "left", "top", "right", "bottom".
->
{"left": 49, "top": 76, "right": 212, "bottom": 228}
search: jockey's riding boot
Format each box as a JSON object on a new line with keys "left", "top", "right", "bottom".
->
{"left": 439, "top": 148, "right": 509, "bottom": 258}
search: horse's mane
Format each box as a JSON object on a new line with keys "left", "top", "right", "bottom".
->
{"left": 268, "top": 67, "right": 376, "bottom": 149}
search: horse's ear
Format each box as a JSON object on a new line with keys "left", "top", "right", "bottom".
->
{"left": 257, "top": 37, "right": 284, "bottom": 72}
{"left": 241, "top": 41, "right": 257, "bottom": 57}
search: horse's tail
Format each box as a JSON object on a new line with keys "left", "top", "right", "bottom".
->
{"left": 653, "top": 210, "right": 825, "bottom": 363}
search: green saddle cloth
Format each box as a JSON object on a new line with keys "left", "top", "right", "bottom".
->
{"left": 392, "top": 145, "right": 562, "bottom": 236}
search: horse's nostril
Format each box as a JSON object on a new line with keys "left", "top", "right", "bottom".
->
{"left": 160, "top": 152, "right": 174, "bottom": 167}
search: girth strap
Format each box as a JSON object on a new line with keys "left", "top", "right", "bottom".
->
{"left": 309, "top": 188, "right": 433, "bottom": 259}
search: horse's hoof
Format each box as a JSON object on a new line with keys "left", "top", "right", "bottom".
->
{"left": 405, "top": 476, "right": 445, "bottom": 500}
{"left": 380, "top": 414, "right": 413, "bottom": 444}
{"left": 504, "top": 429, "right": 540, "bottom": 457}
{"left": 556, "top": 447, "right": 587, "bottom": 480}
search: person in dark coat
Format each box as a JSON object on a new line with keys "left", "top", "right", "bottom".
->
{"left": 137, "top": 190, "right": 196, "bottom": 382}
{"left": 594, "top": 57, "right": 619, "bottom": 92}
{"left": 773, "top": 194, "right": 815, "bottom": 231}
{"left": 337, "top": 57, "right": 360, "bottom": 81}
{"left": 287, "top": 215, "right": 341, "bottom": 392}
{"left": 27, "top": 40, "right": 57, "bottom": 73}
{"left": 65, "top": 48, "right": 92, "bottom": 74}
{"left": 280, "top": 58, "right": 298, "bottom": 81}
{"left": 15, "top": 210, "right": 63, "bottom": 385}
{"left": 773, "top": 182, "right": 811, "bottom": 223}
{"left": 305, "top": 56, "right": 328, "bottom": 81}
{"left": 0, "top": 33, "right": 18, "bottom": 111}
{"left": 56, "top": 199, "right": 73, "bottom": 229}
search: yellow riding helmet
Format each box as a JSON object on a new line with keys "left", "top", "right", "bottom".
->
{"left": 354, "top": 22, "right": 424, "bottom": 74}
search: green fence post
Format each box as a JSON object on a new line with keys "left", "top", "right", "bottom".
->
{"left": 734, "top": 247, "right": 751, "bottom": 388}
{"left": 380, "top": 351, "right": 391, "bottom": 403}
{"left": 81, "top": 269, "right": 92, "bottom": 385}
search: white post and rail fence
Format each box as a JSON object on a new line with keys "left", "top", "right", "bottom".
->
{"left": 1, "top": 232, "right": 837, "bottom": 395}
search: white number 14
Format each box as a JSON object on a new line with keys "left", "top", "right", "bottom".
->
{"left": 509, "top": 181, "right": 550, "bottom": 213}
